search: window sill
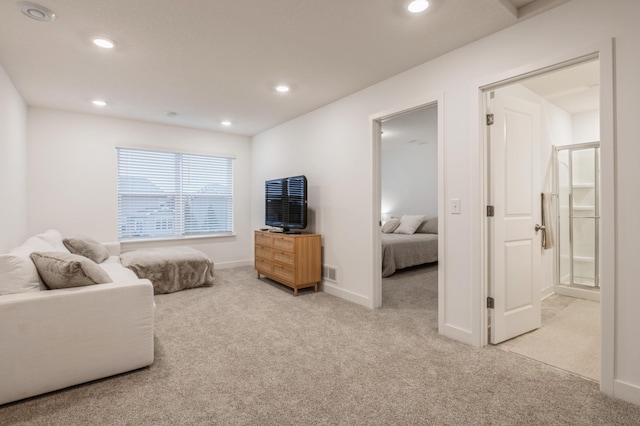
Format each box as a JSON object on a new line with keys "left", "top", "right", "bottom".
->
{"left": 120, "top": 233, "right": 235, "bottom": 246}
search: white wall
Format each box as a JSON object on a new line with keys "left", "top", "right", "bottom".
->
{"left": 381, "top": 110, "right": 438, "bottom": 219}
{"left": 572, "top": 110, "right": 600, "bottom": 144}
{"left": 0, "top": 63, "right": 27, "bottom": 252}
{"left": 251, "top": 0, "right": 640, "bottom": 404}
{"left": 27, "top": 108, "right": 253, "bottom": 267}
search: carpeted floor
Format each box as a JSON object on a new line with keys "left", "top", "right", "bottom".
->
{"left": 498, "top": 294, "right": 600, "bottom": 381}
{"left": 2, "top": 265, "right": 640, "bottom": 425}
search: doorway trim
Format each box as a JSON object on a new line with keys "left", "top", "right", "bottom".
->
{"left": 370, "top": 93, "right": 445, "bottom": 333}
{"left": 475, "top": 39, "right": 615, "bottom": 395}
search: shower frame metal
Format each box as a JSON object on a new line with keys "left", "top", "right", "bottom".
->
{"left": 554, "top": 142, "right": 600, "bottom": 290}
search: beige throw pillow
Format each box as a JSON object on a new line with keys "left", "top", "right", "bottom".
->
{"left": 416, "top": 217, "right": 438, "bottom": 234}
{"left": 63, "top": 235, "right": 110, "bottom": 264}
{"left": 30, "top": 252, "right": 112, "bottom": 290}
{"left": 381, "top": 218, "right": 401, "bottom": 233}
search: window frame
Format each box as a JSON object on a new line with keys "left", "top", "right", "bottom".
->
{"left": 116, "top": 147, "right": 234, "bottom": 242}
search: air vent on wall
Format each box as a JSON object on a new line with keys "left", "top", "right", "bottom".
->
{"left": 323, "top": 265, "right": 337, "bottom": 282}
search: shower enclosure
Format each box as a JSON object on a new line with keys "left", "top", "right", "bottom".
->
{"left": 554, "top": 142, "right": 600, "bottom": 299}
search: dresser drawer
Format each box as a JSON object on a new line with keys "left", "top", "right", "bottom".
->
{"left": 255, "top": 245, "right": 273, "bottom": 260}
{"left": 272, "top": 264, "right": 295, "bottom": 283}
{"left": 273, "top": 250, "right": 295, "bottom": 266}
{"left": 273, "top": 236, "right": 294, "bottom": 251}
{"left": 255, "top": 232, "right": 273, "bottom": 247}
{"left": 255, "top": 258, "right": 273, "bottom": 274}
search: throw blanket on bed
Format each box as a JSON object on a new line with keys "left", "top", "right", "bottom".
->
{"left": 120, "top": 247, "right": 214, "bottom": 294}
{"left": 382, "top": 233, "right": 438, "bottom": 277}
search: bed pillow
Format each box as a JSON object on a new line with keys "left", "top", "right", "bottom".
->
{"left": 381, "top": 218, "right": 401, "bottom": 233}
{"left": 63, "top": 235, "right": 110, "bottom": 264}
{"left": 416, "top": 217, "right": 438, "bottom": 234}
{"left": 30, "top": 252, "right": 112, "bottom": 290}
{"left": 394, "top": 215, "right": 426, "bottom": 235}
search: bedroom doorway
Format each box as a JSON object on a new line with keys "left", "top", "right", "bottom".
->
{"left": 380, "top": 106, "right": 438, "bottom": 313}
{"left": 483, "top": 57, "right": 605, "bottom": 382}
{"left": 370, "top": 94, "right": 444, "bottom": 334}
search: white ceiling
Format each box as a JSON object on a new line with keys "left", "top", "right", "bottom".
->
{"left": 0, "top": 0, "right": 570, "bottom": 136}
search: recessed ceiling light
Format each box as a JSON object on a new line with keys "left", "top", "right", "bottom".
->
{"left": 92, "top": 100, "right": 107, "bottom": 107}
{"left": 275, "top": 85, "right": 290, "bottom": 93}
{"left": 17, "top": 1, "right": 55, "bottom": 22}
{"left": 92, "top": 37, "right": 115, "bottom": 49}
{"left": 221, "top": 120, "right": 232, "bottom": 126}
{"left": 408, "top": 0, "right": 430, "bottom": 13}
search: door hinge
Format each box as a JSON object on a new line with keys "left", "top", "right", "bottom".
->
{"left": 486, "top": 205, "right": 495, "bottom": 217}
{"left": 487, "top": 297, "right": 495, "bottom": 309}
{"left": 486, "top": 113, "right": 494, "bottom": 126}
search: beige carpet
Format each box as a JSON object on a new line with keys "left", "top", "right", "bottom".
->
{"left": 498, "top": 295, "right": 600, "bottom": 381}
{"left": 2, "top": 266, "right": 638, "bottom": 425}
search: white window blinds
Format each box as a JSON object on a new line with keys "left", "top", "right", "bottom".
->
{"left": 117, "top": 148, "right": 233, "bottom": 240}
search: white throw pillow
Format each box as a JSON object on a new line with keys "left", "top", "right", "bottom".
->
{"left": 394, "top": 215, "right": 426, "bottom": 235}
{"left": 0, "top": 254, "right": 41, "bottom": 295}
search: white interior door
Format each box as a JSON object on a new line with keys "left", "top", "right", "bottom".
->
{"left": 488, "top": 92, "right": 542, "bottom": 344}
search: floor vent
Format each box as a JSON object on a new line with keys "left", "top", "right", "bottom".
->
{"left": 323, "top": 265, "right": 337, "bottom": 282}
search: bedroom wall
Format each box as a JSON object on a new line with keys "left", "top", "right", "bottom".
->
{"left": 251, "top": 0, "right": 640, "bottom": 404}
{"left": 27, "top": 108, "right": 253, "bottom": 267}
{"left": 0, "top": 63, "right": 27, "bottom": 252}
{"left": 381, "top": 108, "right": 438, "bottom": 219}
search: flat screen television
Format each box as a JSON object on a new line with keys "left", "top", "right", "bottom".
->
{"left": 265, "top": 175, "right": 307, "bottom": 233}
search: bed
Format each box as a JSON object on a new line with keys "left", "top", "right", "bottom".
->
{"left": 381, "top": 216, "right": 438, "bottom": 277}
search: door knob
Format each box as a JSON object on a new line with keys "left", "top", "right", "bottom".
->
{"left": 535, "top": 224, "right": 546, "bottom": 232}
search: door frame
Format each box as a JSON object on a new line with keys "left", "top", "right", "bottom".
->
{"left": 370, "top": 93, "right": 445, "bottom": 333}
{"left": 475, "top": 39, "right": 615, "bottom": 394}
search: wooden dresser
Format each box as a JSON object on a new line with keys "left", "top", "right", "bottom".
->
{"left": 254, "top": 231, "right": 321, "bottom": 296}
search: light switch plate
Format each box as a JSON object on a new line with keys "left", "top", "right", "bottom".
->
{"left": 451, "top": 198, "right": 461, "bottom": 214}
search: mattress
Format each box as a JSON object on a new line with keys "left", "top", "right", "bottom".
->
{"left": 381, "top": 232, "right": 438, "bottom": 277}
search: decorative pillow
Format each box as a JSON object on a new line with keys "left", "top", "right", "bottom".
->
{"left": 0, "top": 254, "right": 41, "bottom": 295}
{"left": 381, "top": 218, "right": 401, "bottom": 233}
{"left": 394, "top": 215, "right": 426, "bottom": 235}
{"left": 63, "top": 235, "right": 110, "bottom": 264}
{"left": 416, "top": 217, "right": 438, "bottom": 234}
{"left": 30, "top": 252, "right": 112, "bottom": 290}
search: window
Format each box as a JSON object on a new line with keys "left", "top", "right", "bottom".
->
{"left": 117, "top": 147, "right": 233, "bottom": 240}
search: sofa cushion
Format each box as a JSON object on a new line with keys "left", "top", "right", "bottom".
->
{"left": 30, "top": 252, "right": 113, "bottom": 289}
{"left": 63, "top": 235, "right": 110, "bottom": 264}
{"left": 9, "top": 229, "right": 70, "bottom": 257}
{"left": 0, "top": 255, "right": 41, "bottom": 295}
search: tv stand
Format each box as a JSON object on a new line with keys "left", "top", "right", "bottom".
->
{"left": 255, "top": 231, "right": 321, "bottom": 296}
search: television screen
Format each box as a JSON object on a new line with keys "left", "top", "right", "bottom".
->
{"left": 265, "top": 175, "right": 307, "bottom": 232}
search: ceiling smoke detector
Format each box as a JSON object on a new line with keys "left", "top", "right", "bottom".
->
{"left": 17, "top": 1, "right": 56, "bottom": 22}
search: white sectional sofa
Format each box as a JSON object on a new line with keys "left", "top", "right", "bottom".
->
{"left": 0, "top": 230, "right": 155, "bottom": 406}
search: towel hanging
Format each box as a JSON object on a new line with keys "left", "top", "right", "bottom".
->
{"left": 541, "top": 192, "right": 555, "bottom": 250}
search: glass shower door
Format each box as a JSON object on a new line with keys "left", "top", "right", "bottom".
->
{"left": 555, "top": 143, "right": 600, "bottom": 289}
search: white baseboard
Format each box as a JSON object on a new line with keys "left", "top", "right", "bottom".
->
{"left": 614, "top": 380, "right": 640, "bottom": 406}
{"left": 541, "top": 286, "right": 554, "bottom": 300}
{"left": 442, "top": 323, "right": 476, "bottom": 346}
{"left": 322, "top": 282, "right": 371, "bottom": 308}
{"left": 215, "top": 260, "right": 253, "bottom": 269}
